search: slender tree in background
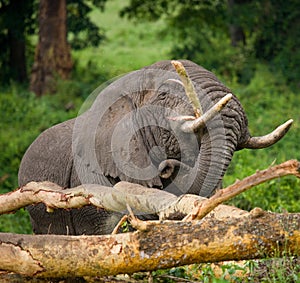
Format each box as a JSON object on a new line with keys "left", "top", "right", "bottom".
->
{"left": 0, "top": 0, "right": 106, "bottom": 92}
{"left": 30, "top": 0, "right": 73, "bottom": 96}
{"left": 0, "top": 0, "right": 35, "bottom": 83}
{"left": 227, "top": 0, "right": 246, "bottom": 47}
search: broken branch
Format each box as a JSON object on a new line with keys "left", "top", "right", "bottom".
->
{"left": 171, "top": 60, "right": 203, "bottom": 118}
{"left": 184, "top": 159, "right": 300, "bottom": 221}
{"left": 0, "top": 160, "right": 299, "bottom": 223}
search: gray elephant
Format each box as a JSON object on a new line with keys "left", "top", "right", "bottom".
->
{"left": 18, "top": 60, "right": 292, "bottom": 235}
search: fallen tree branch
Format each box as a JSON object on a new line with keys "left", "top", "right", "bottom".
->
{"left": 184, "top": 159, "right": 300, "bottom": 221}
{"left": 1, "top": 160, "right": 299, "bottom": 222}
{"left": 0, "top": 211, "right": 299, "bottom": 278}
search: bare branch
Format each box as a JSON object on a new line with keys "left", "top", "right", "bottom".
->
{"left": 181, "top": 93, "right": 233, "bottom": 133}
{"left": 0, "top": 181, "right": 90, "bottom": 214}
{"left": 1, "top": 160, "right": 299, "bottom": 224}
{"left": 184, "top": 159, "right": 300, "bottom": 221}
{"left": 171, "top": 60, "right": 203, "bottom": 118}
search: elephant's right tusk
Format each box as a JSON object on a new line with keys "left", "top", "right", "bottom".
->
{"left": 241, "top": 119, "right": 294, "bottom": 149}
{"left": 180, "top": 93, "right": 233, "bottom": 133}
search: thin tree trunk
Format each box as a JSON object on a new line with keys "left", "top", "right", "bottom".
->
{"left": 227, "top": 0, "right": 246, "bottom": 46}
{"left": 30, "top": 0, "right": 73, "bottom": 96}
{"left": 8, "top": 32, "right": 27, "bottom": 83}
{"left": 6, "top": 0, "right": 28, "bottom": 83}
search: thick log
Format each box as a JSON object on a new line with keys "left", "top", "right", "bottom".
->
{"left": 0, "top": 211, "right": 299, "bottom": 278}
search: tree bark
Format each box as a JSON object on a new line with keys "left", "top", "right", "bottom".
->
{"left": 8, "top": 31, "right": 27, "bottom": 83}
{"left": 30, "top": 0, "right": 73, "bottom": 96}
{"left": 1, "top": 160, "right": 298, "bottom": 220}
{"left": 0, "top": 211, "right": 299, "bottom": 278}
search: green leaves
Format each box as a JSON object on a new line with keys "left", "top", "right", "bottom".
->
{"left": 67, "top": 0, "right": 107, "bottom": 50}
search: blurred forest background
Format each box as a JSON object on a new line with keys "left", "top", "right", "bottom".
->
{"left": 0, "top": 0, "right": 299, "bottom": 235}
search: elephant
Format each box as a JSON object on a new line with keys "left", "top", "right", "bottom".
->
{"left": 18, "top": 59, "right": 292, "bottom": 235}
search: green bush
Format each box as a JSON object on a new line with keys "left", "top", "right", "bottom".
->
{"left": 0, "top": 84, "right": 82, "bottom": 233}
{"left": 224, "top": 64, "right": 300, "bottom": 212}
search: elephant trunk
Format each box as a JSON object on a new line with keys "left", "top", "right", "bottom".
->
{"left": 159, "top": 115, "right": 238, "bottom": 197}
{"left": 187, "top": 121, "right": 237, "bottom": 197}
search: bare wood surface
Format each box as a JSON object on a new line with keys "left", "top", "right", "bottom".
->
{"left": 1, "top": 160, "right": 299, "bottom": 221}
{"left": 0, "top": 211, "right": 299, "bottom": 278}
{"left": 0, "top": 160, "right": 299, "bottom": 279}
{"left": 171, "top": 60, "right": 203, "bottom": 117}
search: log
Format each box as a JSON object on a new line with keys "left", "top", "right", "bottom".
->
{"left": 0, "top": 210, "right": 299, "bottom": 278}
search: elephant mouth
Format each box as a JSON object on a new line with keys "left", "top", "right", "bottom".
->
{"left": 158, "top": 159, "right": 190, "bottom": 179}
{"left": 157, "top": 158, "right": 196, "bottom": 195}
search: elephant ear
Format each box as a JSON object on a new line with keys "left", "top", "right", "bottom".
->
{"left": 73, "top": 94, "right": 163, "bottom": 188}
{"left": 73, "top": 67, "right": 186, "bottom": 188}
{"left": 97, "top": 95, "right": 163, "bottom": 187}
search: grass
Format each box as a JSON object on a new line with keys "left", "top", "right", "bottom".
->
{"left": 73, "top": 0, "right": 172, "bottom": 80}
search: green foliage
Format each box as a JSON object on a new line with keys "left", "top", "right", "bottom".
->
{"left": 0, "top": 84, "right": 81, "bottom": 233}
{"left": 252, "top": 257, "right": 300, "bottom": 283}
{"left": 146, "top": 258, "right": 299, "bottom": 282}
{"left": 79, "top": 0, "right": 172, "bottom": 77}
{"left": 0, "top": 209, "right": 32, "bottom": 234}
{"left": 0, "top": 86, "right": 79, "bottom": 192}
{"left": 0, "top": 0, "right": 108, "bottom": 85}
{"left": 223, "top": 64, "right": 300, "bottom": 212}
{"left": 122, "top": 0, "right": 300, "bottom": 86}
{"left": 251, "top": 0, "right": 300, "bottom": 85}
{"left": 67, "top": 0, "right": 107, "bottom": 50}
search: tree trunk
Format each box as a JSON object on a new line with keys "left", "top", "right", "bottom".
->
{"left": 227, "top": 0, "right": 246, "bottom": 46}
{"left": 4, "top": 0, "right": 29, "bottom": 83}
{"left": 30, "top": 0, "right": 73, "bottom": 96}
{"left": 8, "top": 30, "right": 27, "bottom": 83}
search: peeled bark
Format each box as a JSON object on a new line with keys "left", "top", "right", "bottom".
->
{"left": 0, "top": 211, "right": 299, "bottom": 278}
{"left": 30, "top": 0, "right": 73, "bottom": 96}
{"left": 2, "top": 160, "right": 299, "bottom": 220}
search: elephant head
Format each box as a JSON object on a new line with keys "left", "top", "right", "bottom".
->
{"left": 147, "top": 60, "right": 293, "bottom": 197}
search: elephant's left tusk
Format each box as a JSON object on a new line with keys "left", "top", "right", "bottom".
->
{"left": 241, "top": 119, "right": 294, "bottom": 149}
{"left": 180, "top": 93, "right": 233, "bottom": 133}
